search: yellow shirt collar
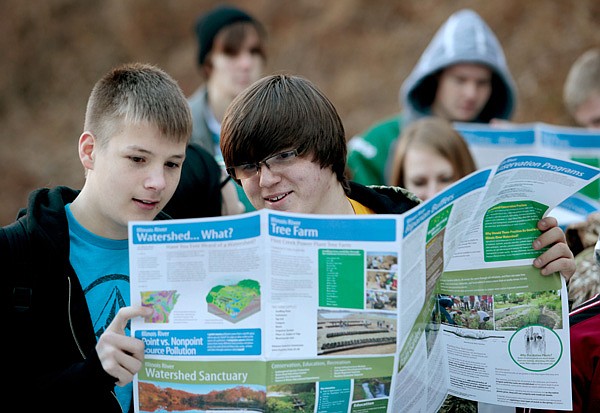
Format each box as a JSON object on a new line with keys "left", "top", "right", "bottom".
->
{"left": 348, "top": 197, "right": 375, "bottom": 215}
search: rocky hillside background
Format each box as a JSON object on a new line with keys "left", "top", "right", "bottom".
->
{"left": 1, "top": 0, "right": 599, "bottom": 225}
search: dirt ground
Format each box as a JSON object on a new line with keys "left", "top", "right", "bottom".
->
{"left": 1, "top": 0, "right": 598, "bottom": 225}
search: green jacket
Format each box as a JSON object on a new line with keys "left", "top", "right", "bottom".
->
{"left": 347, "top": 115, "right": 404, "bottom": 186}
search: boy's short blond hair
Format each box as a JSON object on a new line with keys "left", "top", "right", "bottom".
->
{"left": 563, "top": 48, "right": 600, "bottom": 119}
{"left": 84, "top": 63, "right": 192, "bottom": 147}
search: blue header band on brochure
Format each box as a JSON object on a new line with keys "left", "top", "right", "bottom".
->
{"left": 497, "top": 155, "right": 600, "bottom": 179}
{"left": 131, "top": 214, "right": 261, "bottom": 244}
{"left": 558, "top": 194, "right": 600, "bottom": 215}
{"left": 267, "top": 213, "right": 396, "bottom": 241}
{"left": 455, "top": 127, "right": 535, "bottom": 146}
{"left": 136, "top": 329, "right": 261, "bottom": 356}
{"left": 539, "top": 130, "right": 600, "bottom": 149}
{"left": 403, "top": 169, "right": 490, "bottom": 237}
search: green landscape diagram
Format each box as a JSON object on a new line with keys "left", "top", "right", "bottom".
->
{"left": 206, "top": 279, "right": 261, "bottom": 323}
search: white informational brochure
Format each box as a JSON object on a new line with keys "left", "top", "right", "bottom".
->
{"left": 129, "top": 154, "right": 599, "bottom": 413}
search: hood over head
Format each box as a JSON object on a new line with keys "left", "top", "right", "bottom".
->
{"left": 400, "top": 9, "right": 517, "bottom": 124}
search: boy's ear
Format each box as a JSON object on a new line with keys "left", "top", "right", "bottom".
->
{"left": 79, "top": 131, "right": 96, "bottom": 170}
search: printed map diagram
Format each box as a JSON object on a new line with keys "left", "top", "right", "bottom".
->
{"left": 140, "top": 290, "right": 180, "bottom": 323}
{"left": 206, "top": 279, "right": 261, "bottom": 323}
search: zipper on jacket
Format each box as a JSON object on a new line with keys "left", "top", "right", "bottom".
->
{"left": 67, "top": 276, "right": 86, "bottom": 359}
{"left": 111, "top": 390, "right": 125, "bottom": 413}
{"left": 67, "top": 276, "right": 125, "bottom": 412}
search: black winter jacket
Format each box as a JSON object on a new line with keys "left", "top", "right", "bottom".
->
{"left": 347, "top": 181, "right": 420, "bottom": 214}
{"left": 3, "top": 186, "right": 170, "bottom": 413}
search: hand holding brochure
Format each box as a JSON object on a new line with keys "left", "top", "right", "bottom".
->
{"left": 128, "top": 154, "right": 599, "bottom": 413}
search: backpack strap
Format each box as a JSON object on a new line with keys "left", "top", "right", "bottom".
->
{"left": 6, "top": 218, "right": 32, "bottom": 312}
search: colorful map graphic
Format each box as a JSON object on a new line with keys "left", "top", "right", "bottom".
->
{"left": 140, "top": 290, "right": 180, "bottom": 323}
{"left": 206, "top": 279, "right": 261, "bottom": 323}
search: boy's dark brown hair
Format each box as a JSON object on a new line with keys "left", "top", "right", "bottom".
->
{"left": 220, "top": 74, "right": 348, "bottom": 189}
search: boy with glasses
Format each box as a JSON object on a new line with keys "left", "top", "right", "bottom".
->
{"left": 220, "top": 74, "right": 574, "bottom": 277}
{"left": 221, "top": 74, "right": 576, "bottom": 413}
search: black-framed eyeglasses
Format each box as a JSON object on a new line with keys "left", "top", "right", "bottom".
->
{"left": 226, "top": 149, "right": 299, "bottom": 181}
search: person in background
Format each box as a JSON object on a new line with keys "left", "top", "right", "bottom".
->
{"left": 3, "top": 63, "right": 192, "bottom": 412}
{"left": 347, "top": 8, "right": 516, "bottom": 186}
{"left": 186, "top": 4, "right": 268, "bottom": 214}
{"left": 388, "top": 116, "right": 476, "bottom": 201}
{"left": 550, "top": 48, "right": 600, "bottom": 228}
{"left": 563, "top": 48, "right": 600, "bottom": 130}
{"left": 560, "top": 48, "right": 600, "bottom": 336}
{"left": 525, "top": 47, "right": 600, "bottom": 413}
